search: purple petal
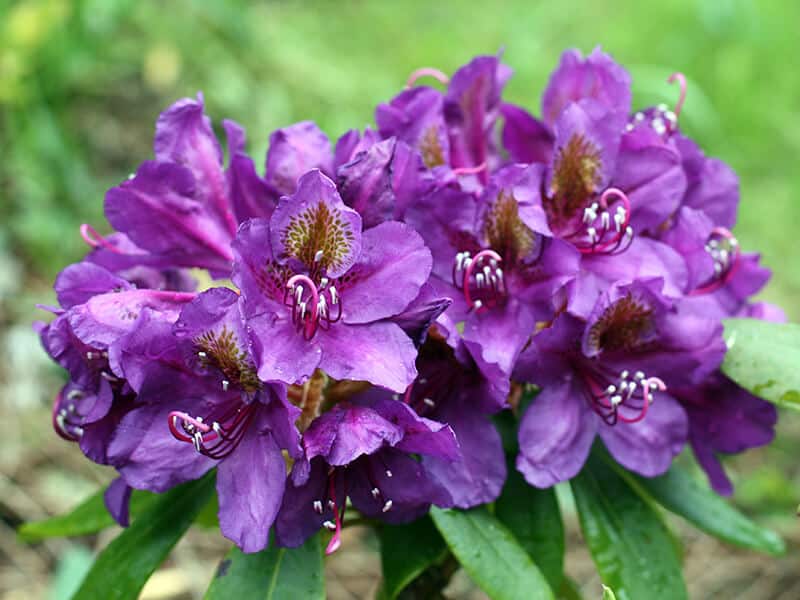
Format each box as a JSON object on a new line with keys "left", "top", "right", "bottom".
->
{"left": 598, "top": 393, "right": 687, "bottom": 477}
{"left": 217, "top": 423, "right": 286, "bottom": 553}
{"left": 231, "top": 217, "right": 284, "bottom": 313}
{"left": 153, "top": 94, "right": 236, "bottom": 235}
{"left": 541, "top": 47, "right": 631, "bottom": 127}
{"left": 265, "top": 121, "right": 333, "bottom": 195}
{"left": 104, "top": 477, "right": 133, "bottom": 527}
{"left": 105, "top": 160, "right": 235, "bottom": 272}
{"left": 422, "top": 409, "right": 506, "bottom": 507}
{"left": 55, "top": 263, "right": 133, "bottom": 309}
{"left": 342, "top": 221, "right": 432, "bottom": 324}
{"left": 317, "top": 321, "right": 417, "bottom": 393}
{"left": 517, "top": 378, "right": 597, "bottom": 487}
{"left": 462, "top": 300, "right": 536, "bottom": 379}
{"left": 376, "top": 86, "right": 450, "bottom": 169}
{"left": 249, "top": 311, "right": 322, "bottom": 385}
{"left": 390, "top": 283, "right": 453, "bottom": 347}
{"left": 500, "top": 103, "right": 554, "bottom": 164}
{"left": 269, "top": 170, "right": 362, "bottom": 278}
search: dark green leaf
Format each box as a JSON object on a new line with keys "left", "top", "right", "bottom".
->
{"left": 204, "top": 534, "right": 324, "bottom": 599}
{"left": 722, "top": 319, "right": 800, "bottom": 410}
{"left": 73, "top": 474, "right": 215, "bottom": 600}
{"left": 496, "top": 465, "right": 564, "bottom": 591}
{"left": 430, "top": 506, "right": 554, "bottom": 600}
{"left": 634, "top": 464, "right": 784, "bottom": 556}
{"left": 18, "top": 487, "right": 156, "bottom": 542}
{"left": 557, "top": 576, "right": 584, "bottom": 600}
{"left": 571, "top": 455, "right": 688, "bottom": 600}
{"left": 378, "top": 516, "right": 448, "bottom": 599}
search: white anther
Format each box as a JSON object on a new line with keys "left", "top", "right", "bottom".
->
{"left": 197, "top": 351, "right": 207, "bottom": 358}
{"left": 371, "top": 487, "right": 381, "bottom": 499}
{"left": 67, "top": 390, "right": 84, "bottom": 400}
{"left": 313, "top": 500, "right": 323, "bottom": 514}
{"left": 320, "top": 277, "right": 329, "bottom": 289}
{"left": 657, "top": 103, "right": 668, "bottom": 112}
{"left": 625, "top": 123, "right": 634, "bottom": 132}
{"left": 583, "top": 207, "right": 597, "bottom": 223}
{"left": 495, "top": 268, "right": 504, "bottom": 283}
{"left": 295, "top": 285, "right": 304, "bottom": 304}
{"left": 419, "top": 378, "right": 428, "bottom": 384}
{"left": 100, "top": 372, "right": 119, "bottom": 382}
{"left": 664, "top": 110, "right": 677, "bottom": 123}
{"left": 101, "top": 351, "right": 109, "bottom": 358}
{"left": 213, "top": 422, "right": 223, "bottom": 435}
{"left": 621, "top": 370, "right": 629, "bottom": 380}
{"left": 652, "top": 118, "right": 666, "bottom": 135}
{"left": 392, "top": 394, "right": 400, "bottom": 400}
{"left": 635, "top": 371, "right": 645, "bottom": 380}
{"left": 625, "top": 226, "right": 634, "bottom": 239}
{"left": 314, "top": 250, "right": 324, "bottom": 263}
{"left": 323, "top": 520, "right": 337, "bottom": 531}
{"left": 476, "top": 273, "right": 485, "bottom": 288}
{"left": 614, "top": 211, "right": 624, "bottom": 231}
{"left": 86, "top": 351, "right": 94, "bottom": 360}
{"left": 605, "top": 384, "right": 617, "bottom": 395}
{"left": 619, "top": 381, "right": 628, "bottom": 391}
{"left": 626, "top": 381, "right": 638, "bottom": 398}
{"left": 385, "top": 470, "right": 393, "bottom": 478}
{"left": 489, "top": 258, "right": 498, "bottom": 268}
{"left": 67, "top": 403, "right": 76, "bottom": 413}
{"left": 193, "top": 433, "right": 203, "bottom": 453}
{"left": 463, "top": 257, "right": 473, "bottom": 269}
{"left": 330, "top": 287, "right": 338, "bottom": 305}
{"left": 472, "top": 300, "right": 483, "bottom": 310}
{"left": 610, "top": 395, "right": 623, "bottom": 406}
{"left": 423, "top": 397, "right": 435, "bottom": 407}
{"left": 317, "top": 295, "right": 328, "bottom": 318}
{"left": 601, "top": 211, "right": 610, "bottom": 230}
{"left": 587, "top": 227, "right": 597, "bottom": 243}
{"left": 73, "top": 426, "right": 84, "bottom": 437}
{"left": 634, "top": 112, "right": 645, "bottom": 122}
{"left": 222, "top": 379, "right": 230, "bottom": 391}
{"left": 299, "top": 301, "right": 307, "bottom": 320}
{"left": 328, "top": 500, "right": 336, "bottom": 510}
{"left": 382, "top": 500, "right": 393, "bottom": 513}
{"left": 56, "top": 414, "right": 66, "bottom": 430}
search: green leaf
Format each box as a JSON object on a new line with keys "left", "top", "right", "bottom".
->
{"left": 571, "top": 455, "right": 688, "bottom": 600}
{"left": 378, "top": 516, "right": 447, "bottom": 600}
{"left": 430, "top": 506, "right": 554, "bottom": 600}
{"left": 633, "top": 464, "right": 784, "bottom": 556}
{"left": 378, "top": 516, "right": 448, "bottom": 599}
{"left": 18, "top": 487, "right": 156, "bottom": 542}
{"left": 495, "top": 465, "right": 564, "bottom": 591}
{"left": 602, "top": 585, "right": 618, "bottom": 600}
{"left": 721, "top": 318, "right": 800, "bottom": 410}
{"left": 73, "top": 474, "right": 215, "bottom": 600}
{"left": 558, "top": 576, "right": 584, "bottom": 600}
{"left": 204, "top": 534, "right": 324, "bottom": 599}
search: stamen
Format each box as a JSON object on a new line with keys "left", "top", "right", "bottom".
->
{"left": 689, "top": 227, "right": 741, "bottom": 296}
{"left": 382, "top": 500, "right": 393, "bottom": 513}
{"left": 453, "top": 249, "right": 505, "bottom": 311}
{"left": 451, "top": 162, "right": 488, "bottom": 177}
{"left": 667, "top": 72, "right": 687, "bottom": 120}
{"left": 167, "top": 403, "right": 257, "bottom": 459}
{"left": 405, "top": 67, "right": 450, "bottom": 89}
{"left": 79, "top": 224, "right": 124, "bottom": 254}
{"left": 564, "top": 188, "right": 633, "bottom": 255}
{"left": 313, "top": 500, "right": 323, "bottom": 514}
{"left": 582, "top": 367, "right": 666, "bottom": 425}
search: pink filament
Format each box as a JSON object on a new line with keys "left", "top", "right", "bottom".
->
{"left": 667, "top": 72, "right": 687, "bottom": 119}
{"left": 405, "top": 67, "right": 450, "bottom": 89}
{"left": 452, "top": 162, "right": 488, "bottom": 177}
{"left": 286, "top": 274, "right": 321, "bottom": 339}
{"left": 80, "top": 224, "right": 124, "bottom": 254}
{"left": 324, "top": 474, "right": 344, "bottom": 555}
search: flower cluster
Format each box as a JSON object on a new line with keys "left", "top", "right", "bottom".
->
{"left": 38, "top": 48, "right": 781, "bottom": 554}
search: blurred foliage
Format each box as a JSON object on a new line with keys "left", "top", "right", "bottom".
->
{"left": 1, "top": 0, "right": 798, "bottom": 318}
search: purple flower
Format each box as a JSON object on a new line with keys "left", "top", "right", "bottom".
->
{"left": 111, "top": 287, "right": 301, "bottom": 552}
{"left": 233, "top": 169, "right": 431, "bottom": 392}
{"left": 674, "top": 373, "right": 777, "bottom": 495}
{"left": 514, "top": 278, "right": 724, "bottom": 486}
{"left": 404, "top": 332, "right": 510, "bottom": 508}
{"left": 405, "top": 163, "right": 579, "bottom": 379}
{"left": 276, "top": 395, "right": 457, "bottom": 553}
